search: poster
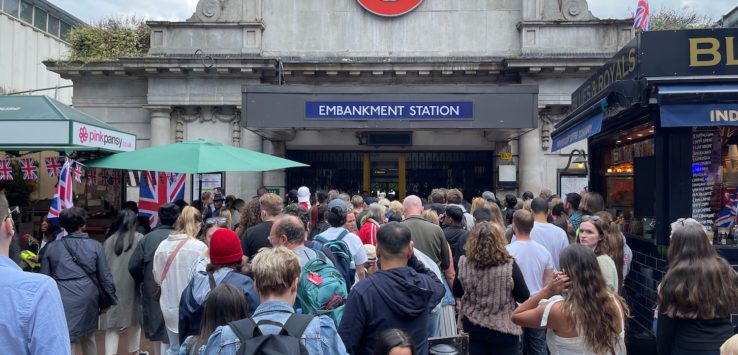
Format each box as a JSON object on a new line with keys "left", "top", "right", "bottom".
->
{"left": 191, "top": 172, "right": 224, "bottom": 201}
{"left": 559, "top": 174, "right": 588, "bottom": 197}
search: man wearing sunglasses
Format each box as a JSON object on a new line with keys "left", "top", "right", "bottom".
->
{"left": 0, "top": 192, "right": 71, "bottom": 354}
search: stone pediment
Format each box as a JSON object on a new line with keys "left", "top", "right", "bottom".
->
{"left": 187, "top": 0, "right": 261, "bottom": 22}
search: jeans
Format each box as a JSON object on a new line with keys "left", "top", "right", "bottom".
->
{"left": 522, "top": 327, "right": 547, "bottom": 355}
{"left": 167, "top": 329, "right": 180, "bottom": 355}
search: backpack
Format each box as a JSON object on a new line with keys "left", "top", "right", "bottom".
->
{"left": 229, "top": 313, "right": 314, "bottom": 355}
{"left": 296, "top": 252, "right": 348, "bottom": 326}
{"left": 313, "top": 229, "right": 355, "bottom": 290}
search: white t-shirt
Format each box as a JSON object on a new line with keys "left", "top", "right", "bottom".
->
{"left": 315, "top": 227, "right": 369, "bottom": 266}
{"left": 506, "top": 240, "right": 554, "bottom": 295}
{"left": 513, "top": 222, "right": 569, "bottom": 271}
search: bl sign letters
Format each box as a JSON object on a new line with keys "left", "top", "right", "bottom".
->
{"left": 689, "top": 36, "right": 738, "bottom": 67}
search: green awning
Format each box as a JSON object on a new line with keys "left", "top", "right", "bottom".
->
{"left": 0, "top": 95, "right": 136, "bottom": 153}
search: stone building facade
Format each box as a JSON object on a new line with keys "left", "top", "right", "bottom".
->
{"left": 46, "top": 0, "right": 633, "bottom": 200}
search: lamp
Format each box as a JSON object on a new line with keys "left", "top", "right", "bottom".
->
{"left": 565, "top": 149, "right": 588, "bottom": 174}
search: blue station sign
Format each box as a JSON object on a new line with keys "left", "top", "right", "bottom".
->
{"left": 551, "top": 112, "right": 604, "bottom": 151}
{"left": 305, "top": 101, "right": 474, "bottom": 120}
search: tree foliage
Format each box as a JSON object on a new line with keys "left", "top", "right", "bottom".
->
{"left": 649, "top": 7, "right": 717, "bottom": 31}
{"left": 67, "top": 16, "right": 151, "bottom": 63}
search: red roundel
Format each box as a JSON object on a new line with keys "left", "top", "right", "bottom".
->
{"left": 357, "top": 0, "right": 424, "bottom": 17}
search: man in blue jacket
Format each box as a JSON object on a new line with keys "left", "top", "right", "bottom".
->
{"left": 338, "top": 222, "right": 445, "bottom": 355}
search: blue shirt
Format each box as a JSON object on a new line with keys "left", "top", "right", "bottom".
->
{"left": 203, "top": 300, "right": 348, "bottom": 355}
{"left": 0, "top": 255, "right": 71, "bottom": 355}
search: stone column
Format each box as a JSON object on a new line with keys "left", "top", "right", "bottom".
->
{"left": 519, "top": 127, "right": 545, "bottom": 195}
{"left": 239, "top": 128, "right": 263, "bottom": 198}
{"left": 148, "top": 107, "right": 172, "bottom": 147}
{"left": 262, "top": 140, "right": 287, "bottom": 196}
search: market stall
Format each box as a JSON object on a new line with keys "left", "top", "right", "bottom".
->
{"left": 0, "top": 95, "right": 136, "bottom": 238}
{"left": 552, "top": 28, "right": 738, "bottom": 335}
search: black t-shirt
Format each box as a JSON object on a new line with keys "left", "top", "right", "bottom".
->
{"left": 241, "top": 221, "right": 273, "bottom": 260}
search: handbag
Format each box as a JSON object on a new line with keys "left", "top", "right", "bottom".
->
{"left": 152, "top": 238, "right": 189, "bottom": 302}
{"left": 61, "top": 237, "right": 115, "bottom": 312}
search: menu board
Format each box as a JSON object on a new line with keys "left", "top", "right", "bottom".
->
{"left": 691, "top": 128, "right": 720, "bottom": 229}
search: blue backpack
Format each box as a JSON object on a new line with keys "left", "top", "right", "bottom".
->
{"left": 313, "top": 229, "right": 355, "bottom": 290}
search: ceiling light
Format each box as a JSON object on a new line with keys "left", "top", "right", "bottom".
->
{"left": 616, "top": 140, "right": 622, "bottom": 143}
{"left": 627, "top": 137, "right": 633, "bottom": 140}
{"left": 637, "top": 134, "right": 643, "bottom": 137}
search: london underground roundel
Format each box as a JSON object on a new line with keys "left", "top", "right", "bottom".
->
{"left": 357, "top": 0, "right": 424, "bottom": 17}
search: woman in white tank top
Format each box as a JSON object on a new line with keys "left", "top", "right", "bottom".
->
{"left": 512, "top": 244, "right": 628, "bottom": 355}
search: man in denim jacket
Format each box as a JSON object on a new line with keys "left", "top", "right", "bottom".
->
{"left": 203, "top": 246, "right": 347, "bottom": 355}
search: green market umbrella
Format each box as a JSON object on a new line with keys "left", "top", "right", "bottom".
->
{"left": 84, "top": 139, "right": 308, "bottom": 173}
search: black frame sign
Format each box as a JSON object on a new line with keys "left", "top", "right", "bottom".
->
{"left": 640, "top": 28, "right": 738, "bottom": 78}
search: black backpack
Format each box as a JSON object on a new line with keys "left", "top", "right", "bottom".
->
{"left": 229, "top": 313, "right": 314, "bottom": 355}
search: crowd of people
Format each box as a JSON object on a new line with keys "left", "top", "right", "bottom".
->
{"left": 1, "top": 185, "right": 738, "bottom": 355}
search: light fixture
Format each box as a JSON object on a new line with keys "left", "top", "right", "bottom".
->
{"left": 627, "top": 137, "right": 633, "bottom": 140}
{"left": 637, "top": 134, "right": 643, "bottom": 137}
{"left": 565, "top": 149, "right": 588, "bottom": 174}
{"left": 616, "top": 140, "right": 622, "bottom": 143}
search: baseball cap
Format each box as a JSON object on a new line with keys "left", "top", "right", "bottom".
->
{"left": 327, "top": 198, "right": 349, "bottom": 213}
{"left": 364, "top": 244, "right": 377, "bottom": 261}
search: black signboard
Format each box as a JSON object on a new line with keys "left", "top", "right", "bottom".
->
{"left": 640, "top": 28, "right": 738, "bottom": 78}
{"left": 570, "top": 37, "right": 640, "bottom": 113}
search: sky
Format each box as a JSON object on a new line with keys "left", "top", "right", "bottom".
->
{"left": 48, "top": 0, "right": 736, "bottom": 24}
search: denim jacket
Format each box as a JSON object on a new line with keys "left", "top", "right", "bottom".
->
{"left": 202, "top": 300, "right": 348, "bottom": 355}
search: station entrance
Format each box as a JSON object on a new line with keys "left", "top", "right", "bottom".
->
{"left": 285, "top": 150, "right": 495, "bottom": 200}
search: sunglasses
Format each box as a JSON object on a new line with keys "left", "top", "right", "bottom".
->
{"left": 205, "top": 217, "right": 227, "bottom": 226}
{"left": 581, "top": 215, "right": 601, "bottom": 222}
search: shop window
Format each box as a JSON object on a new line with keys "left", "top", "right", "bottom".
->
{"left": 33, "top": 8, "right": 46, "bottom": 31}
{"left": 59, "top": 21, "right": 71, "bottom": 40}
{"left": 601, "top": 124, "right": 655, "bottom": 239}
{"left": 48, "top": 15, "right": 59, "bottom": 37}
{"left": 19, "top": 0, "right": 31, "bottom": 23}
{"left": 3, "top": 0, "right": 19, "bottom": 17}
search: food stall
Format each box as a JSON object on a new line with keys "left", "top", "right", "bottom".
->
{"left": 551, "top": 28, "right": 738, "bottom": 335}
{"left": 0, "top": 95, "right": 136, "bottom": 240}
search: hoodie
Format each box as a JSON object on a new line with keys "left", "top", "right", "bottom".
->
{"left": 338, "top": 257, "right": 445, "bottom": 355}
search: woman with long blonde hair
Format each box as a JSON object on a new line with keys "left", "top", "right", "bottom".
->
{"left": 152, "top": 206, "right": 208, "bottom": 354}
{"left": 512, "top": 244, "right": 628, "bottom": 354}
{"left": 453, "top": 222, "right": 529, "bottom": 354}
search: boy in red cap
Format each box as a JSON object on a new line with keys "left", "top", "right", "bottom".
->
{"left": 178, "top": 228, "right": 260, "bottom": 343}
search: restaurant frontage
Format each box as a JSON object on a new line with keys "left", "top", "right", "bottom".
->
{"left": 552, "top": 28, "right": 738, "bottom": 335}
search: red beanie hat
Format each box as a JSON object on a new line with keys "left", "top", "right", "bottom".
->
{"left": 209, "top": 229, "right": 243, "bottom": 265}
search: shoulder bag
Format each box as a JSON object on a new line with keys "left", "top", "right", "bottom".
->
{"left": 152, "top": 238, "right": 189, "bottom": 301}
{"left": 61, "top": 237, "right": 115, "bottom": 312}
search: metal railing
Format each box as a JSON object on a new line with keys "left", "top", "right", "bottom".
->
{"left": 5, "top": 85, "right": 73, "bottom": 99}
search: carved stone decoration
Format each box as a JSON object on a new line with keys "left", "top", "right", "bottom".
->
{"left": 192, "top": 0, "right": 224, "bottom": 22}
{"left": 212, "top": 106, "right": 239, "bottom": 124}
{"left": 172, "top": 107, "right": 203, "bottom": 142}
{"left": 539, "top": 107, "right": 569, "bottom": 152}
{"left": 232, "top": 109, "right": 242, "bottom": 146}
{"left": 560, "top": 0, "right": 595, "bottom": 21}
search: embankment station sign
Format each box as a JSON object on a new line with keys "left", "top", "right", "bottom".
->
{"left": 242, "top": 84, "right": 538, "bottom": 130}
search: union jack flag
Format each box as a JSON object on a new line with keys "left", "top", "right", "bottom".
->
{"left": 47, "top": 159, "right": 74, "bottom": 225}
{"left": 715, "top": 190, "right": 738, "bottom": 228}
{"left": 0, "top": 159, "right": 12, "bottom": 180}
{"left": 634, "top": 0, "right": 650, "bottom": 31}
{"left": 72, "top": 162, "right": 84, "bottom": 183}
{"left": 45, "top": 157, "right": 62, "bottom": 177}
{"left": 138, "top": 171, "right": 186, "bottom": 227}
{"left": 86, "top": 168, "right": 97, "bottom": 187}
{"left": 20, "top": 159, "right": 38, "bottom": 180}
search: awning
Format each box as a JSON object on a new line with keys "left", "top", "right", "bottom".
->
{"left": 661, "top": 103, "right": 738, "bottom": 127}
{"left": 551, "top": 112, "right": 604, "bottom": 151}
{"left": 0, "top": 95, "right": 136, "bottom": 153}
